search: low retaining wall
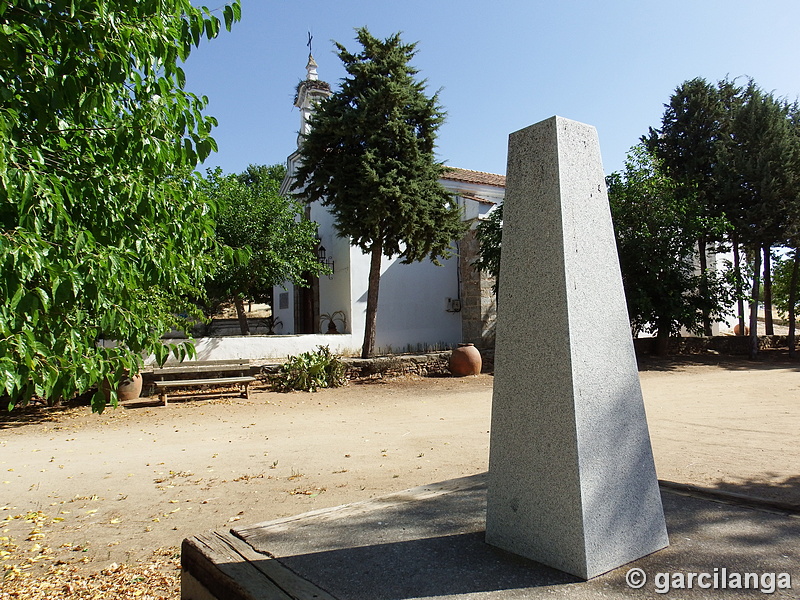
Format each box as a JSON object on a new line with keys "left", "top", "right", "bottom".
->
{"left": 155, "top": 334, "right": 359, "bottom": 363}
{"left": 144, "top": 333, "right": 790, "bottom": 378}
{"left": 149, "top": 337, "right": 494, "bottom": 377}
{"left": 633, "top": 335, "right": 791, "bottom": 356}
{"left": 343, "top": 353, "right": 452, "bottom": 378}
{"left": 258, "top": 353, "right": 453, "bottom": 380}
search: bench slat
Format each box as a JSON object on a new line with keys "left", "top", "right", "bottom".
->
{"left": 151, "top": 364, "right": 251, "bottom": 376}
{"left": 154, "top": 376, "right": 255, "bottom": 388}
{"left": 160, "top": 360, "right": 249, "bottom": 366}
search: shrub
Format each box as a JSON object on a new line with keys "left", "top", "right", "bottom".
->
{"left": 271, "top": 346, "right": 347, "bottom": 392}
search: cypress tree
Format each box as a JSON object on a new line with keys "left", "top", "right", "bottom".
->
{"left": 293, "top": 28, "right": 466, "bottom": 358}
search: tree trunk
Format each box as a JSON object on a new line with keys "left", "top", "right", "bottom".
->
{"left": 361, "top": 242, "right": 383, "bottom": 359}
{"left": 789, "top": 249, "right": 800, "bottom": 357}
{"left": 748, "top": 246, "right": 762, "bottom": 360}
{"left": 234, "top": 296, "right": 251, "bottom": 336}
{"left": 762, "top": 245, "right": 774, "bottom": 335}
{"left": 698, "top": 238, "right": 712, "bottom": 336}
{"left": 733, "top": 237, "right": 746, "bottom": 335}
{"left": 654, "top": 318, "right": 670, "bottom": 357}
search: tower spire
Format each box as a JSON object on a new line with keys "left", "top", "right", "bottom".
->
{"left": 306, "top": 32, "right": 318, "bottom": 81}
{"left": 306, "top": 54, "right": 319, "bottom": 82}
{"left": 293, "top": 36, "right": 331, "bottom": 145}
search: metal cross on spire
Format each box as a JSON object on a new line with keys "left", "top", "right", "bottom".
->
{"left": 304, "top": 31, "right": 319, "bottom": 81}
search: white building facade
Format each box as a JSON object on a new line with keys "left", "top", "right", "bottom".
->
{"left": 272, "top": 55, "right": 503, "bottom": 354}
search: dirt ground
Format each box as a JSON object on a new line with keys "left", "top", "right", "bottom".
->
{"left": 1, "top": 354, "right": 799, "bottom": 598}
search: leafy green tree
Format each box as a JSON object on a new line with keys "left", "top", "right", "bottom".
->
{"left": 772, "top": 254, "right": 800, "bottom": 319}
{"left": 718, "top": 82, "right": 799, "bottom": 357}
{"left": 773, "top": 251, "right": 800, "bottom": 356}
{"left": 292, "top": 28, "right": 467, "bottom": 358}
{"left": 200, "top": 164, "right": 324, "bottom": 335}
{"left": 608, "top": 145, "right": 731, "bottom": 355}
{"left": 474, "top": 204, "right": 502, "bottom": 297}
{"left": 646, "top": 77, "right": 740, "bottom": 336}
{"left": 0, "top": 1, "right": 241, "bottom": 411}
{"left": 782, "top": 105, "right": 800, "bottom": 355}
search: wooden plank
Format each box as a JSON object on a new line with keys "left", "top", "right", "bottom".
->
{"left": 153, "top": 363, "right": 251, "bottom": 376}
{"left": 161, "top": 359, "right": 250, "bottom": 367}
{"left": 154, "top": 377, "right": 256, "bottom": 388}
{"left": 155, "top": 377, "right": 255, "bottom": 406}
{"left": 221, "top": 531, "right": 339, "bottom": 600}
{"left": 155, "top": 363, "right": 250, "bottom": 371}
{"left": 181, "top": 533, "right": 291, "bottom": 600}
{"left": 182, "top": 531, "right": 337, "bottom": 600}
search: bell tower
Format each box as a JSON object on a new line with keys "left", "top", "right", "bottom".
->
{"left": 294, "top": 52, "right": 332, "bottom": 145}
{"left": 277, "top": 40, "right": 335, "bottom": 335}
{"left": 279, "top": 44, "right": 332, "bottom": 196}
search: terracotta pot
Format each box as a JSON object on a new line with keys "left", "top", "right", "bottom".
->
{"left": 734, "top": 323, "right": 750, "bottom": 336}
{"left": 448, "top": 343, "right": 482, "bottom": 376}
{"left": 103, "top": 373, "right": 143, "bottom": 402}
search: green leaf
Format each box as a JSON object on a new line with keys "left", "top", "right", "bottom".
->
{"left": 223, "top": 5, "right": 234, "bottom": 30}
{"left": 204, "top": 16, "right": 220, "bottom": 40}
{"left": 9, "top": 286, "right": 25, "bottom": 311}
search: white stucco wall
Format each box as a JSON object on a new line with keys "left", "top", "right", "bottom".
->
{"left": 710, "top": 246, "right": 738, "bottom": 334}
{"left": 274, "top": 168, "right": 505, "bottom": 350}
{"left": 347, "top": 248, "right": 462, "bottom": 353}
{"left": 271, "top": 284, "right": 295, "bottom": 334}
{"left": 377, "top": 255, "right": 462, "bottom": 351}
{"left": 312, "top": 201, "right": 352, "bottom": 333}
{"left": 153, "top": 334, "right": 359, "bottom": 363}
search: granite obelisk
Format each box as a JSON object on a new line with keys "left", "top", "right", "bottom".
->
{"left": 485, "top": 116, "right": 669, "bottom": 579}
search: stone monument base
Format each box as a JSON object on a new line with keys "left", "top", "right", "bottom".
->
{"left": 180, "top": 473, "right": 798, "bottom": 599}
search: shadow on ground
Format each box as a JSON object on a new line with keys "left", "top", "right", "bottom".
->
{"left": 0, "top": 388, "right": 96, "bottom": 429}
{"left": 0, "top": 403, "right": 78, "bottom": 429}
{"left": 703, "top": 474, "right": 800, "bottom": 511}
{"left": 218, "top": 473, "right": 799, "bottom": 600}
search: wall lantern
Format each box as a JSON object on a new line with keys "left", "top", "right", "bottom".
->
{"left": 316, "top": 243, "right": 334, "bottom": 279}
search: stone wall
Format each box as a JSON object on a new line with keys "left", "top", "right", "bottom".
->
{"left": 633, "top": 335, "right": 792, "bottom": 356}
{"left": 459, "top": 228, "right": 497, "bottom": 348}
{"left": 342, "top": 353, "right": 451, "bottom": 379}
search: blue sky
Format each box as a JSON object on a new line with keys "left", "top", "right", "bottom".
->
{"left": 183, "top": 0, "right": 800, "bottom": 178}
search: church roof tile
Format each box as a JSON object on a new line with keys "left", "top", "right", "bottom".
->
{"left": 442, "top": 167, "right": 506, "bottom": 188}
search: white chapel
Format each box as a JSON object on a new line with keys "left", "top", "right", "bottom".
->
{"left": 273, "top": 54, "right": 504, "bottom": 354}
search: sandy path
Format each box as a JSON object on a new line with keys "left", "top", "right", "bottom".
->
{"left": 640, "top": 358, "right": 800, "bottom": 501}
{"left": 1, "top": 358, "right": 798, "bottom": 578}
{"left": 1, "top": 376, "right": 494, "bottom": 570}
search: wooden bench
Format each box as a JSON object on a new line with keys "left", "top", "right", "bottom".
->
{"left": 153, "top": 376, "right": 256, "bottom": 405}
{"left": 149, "top": 361, "right": 257, "bottom": 405}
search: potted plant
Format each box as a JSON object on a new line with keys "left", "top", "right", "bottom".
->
{"left": 319, "top": 310, "right": 347, "bottom": 334}
{"left": 260, "top": 315, "right": 284, "bottom": 335}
